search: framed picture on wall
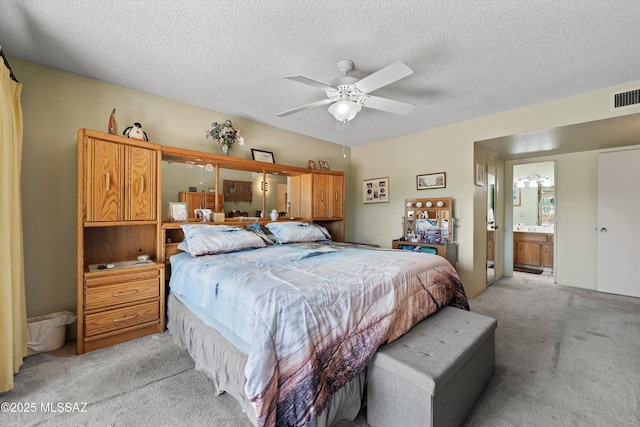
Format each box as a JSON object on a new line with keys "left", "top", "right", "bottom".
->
{"left": 363, "top": 177, "right": 389, "bottom": 204}
{"left": 513, "top": 187, "right": 521, "bottom": 206}
{"left": 416, "top": 172, "right": 446, "bottom": 190}
{"left": 251, "top": 149, "right": 275, "bottom": 163}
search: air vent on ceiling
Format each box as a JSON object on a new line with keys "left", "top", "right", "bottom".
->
{"left": 611, "top": 88, "right": 640, "bottom": 110}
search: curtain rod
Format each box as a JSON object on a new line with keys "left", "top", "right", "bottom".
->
{"left": 0, "top": 48, "right": 19, "bottom": 83}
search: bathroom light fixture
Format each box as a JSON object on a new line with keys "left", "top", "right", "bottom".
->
{"left": 515, "top": 174, "right": 553, "bottom": 188}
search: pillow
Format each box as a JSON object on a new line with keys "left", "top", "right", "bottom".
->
{"left": 265, "top": 222, "right": 332, "bottom": 244}
{"left": 177, "top": 240, "right": 189, "bottom": 253}
{"left": 179, "top": 224, "right": 267, "bottom": 256}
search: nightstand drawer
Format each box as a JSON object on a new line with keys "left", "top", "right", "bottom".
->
{"left": 84, "top": 301, "right": 159, "bottom": 337}
{"left": 85, "top": 277, "right": 160, "bottom": 310}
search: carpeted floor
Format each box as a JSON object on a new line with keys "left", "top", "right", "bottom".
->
{"left": 2, "top": 274, "right": 639, "bottom": 426}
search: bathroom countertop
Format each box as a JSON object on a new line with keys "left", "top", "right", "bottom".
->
{"left": 513, "top": 226, "right": 554, "bottom": 234}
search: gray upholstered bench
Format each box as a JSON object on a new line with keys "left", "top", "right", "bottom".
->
{"left": 367, "top": 306, "right": 497, "bottom": 427}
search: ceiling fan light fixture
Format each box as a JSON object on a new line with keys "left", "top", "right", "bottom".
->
{"left": 329, "top": 100, "right": 361, "bottom": 122}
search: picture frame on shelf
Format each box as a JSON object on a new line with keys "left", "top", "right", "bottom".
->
{"left": 318, "top": 160, "right": 330, "bottom": 170}
{"left": 475, "top": 162, "right": 485, "bottom": 186}
{"left": 251, "top": 149, "right": 275, "bottom": 163}
{"left": 416, "top": 172, "right": 446, "bottom": 190}
{"left": 363, "top": 176, "right": 389, "bottom": 204}
{"left": 308, "top": 160, "right": 316, "bottom": 169}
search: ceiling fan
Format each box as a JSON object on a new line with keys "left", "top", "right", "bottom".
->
{"left": 277, "top": 60, "right": 416, "bottom": 122}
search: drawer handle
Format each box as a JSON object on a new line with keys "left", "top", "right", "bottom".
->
{"left": 140, "top": 176, "right": 145, "bottom": 193}
{"left": 112, "top": 313, "right": 139, "bottom": 323}
{"left": 105, "top": 171, "right": 110, "bottom": 192}
{"left": 113, "top": 289, "right": 139, "bottom": 297}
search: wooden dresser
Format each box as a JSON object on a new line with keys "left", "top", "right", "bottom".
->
{"left": 77, "top": 129, "right": 165, "bottom": 354}
{"left": 178, "top": 191, "right": 224, "bottom": 218}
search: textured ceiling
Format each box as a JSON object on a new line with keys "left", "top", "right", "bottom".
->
{"left": 2, "top": 0, "right": 640, "bottom": 147}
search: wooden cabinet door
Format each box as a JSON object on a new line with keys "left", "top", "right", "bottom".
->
{"left": 541, "top": 243, "right": 554, "bottom": 268}
{"left": 86, "top": 138, "right": 123, "bottom": 222}
{"left": 313, "top": 174, "right": 330, "bottom": 218}
{"left": 516, "top": 241, "right": 541, "bottom": 266}
{"left": 313, "top": 173, "right": 344, "bottom": 219}
{"left": 487, "top": 231, "right": 494, "bottom": 261}
{"left": 125, "top": 145, "right": 156, "bottom": 221}
{"left": 329, "top": 174, "right": 344, "bottom": 218}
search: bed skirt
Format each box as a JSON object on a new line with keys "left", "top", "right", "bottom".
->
{"left": 167, "top": 293, "right": 364, "bottom": 426}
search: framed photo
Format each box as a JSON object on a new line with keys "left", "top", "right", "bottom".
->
{"left": 166, "top": 202, "right": 187, "bottom": 222}
{"left": 363, "top": 177, "right": 389, "bottom": 204}
{"left": 308, "top": 160, "right": 316, "bottom": 169}
{"left": 513, "top": 187, "right": 521, "bottom": 206}
{"left": 416, "top": 172, "right": 446, "bottom": 190}
{"left": 475, "top": 162, "right": 485, "bottom": 186}
{"left": 208, "top": 187, "right": 216, "bottom": 193}
{"left": 251, "top": 149, "right": 275, "bottom": 163}
{"left": 318, "top": 160, "right": 330, "bottom": 170}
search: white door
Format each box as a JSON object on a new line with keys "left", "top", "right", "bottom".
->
{"left": 597, "top": 149, "right": 640, "bottom": 298}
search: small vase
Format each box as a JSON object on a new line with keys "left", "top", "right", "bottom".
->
{"left": 221, "top": 145, "right": 229, "bottom": 156}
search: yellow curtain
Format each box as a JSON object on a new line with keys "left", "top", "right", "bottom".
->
{"left": 0, "top": 48, "right": 26, "bottom": 393}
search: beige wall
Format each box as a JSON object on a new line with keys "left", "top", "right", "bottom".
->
{"left": 13, "top": 59, "right": 351, "bottom": 325}
{"left": 351, "top": 79, "right": 640, "bottom": 298}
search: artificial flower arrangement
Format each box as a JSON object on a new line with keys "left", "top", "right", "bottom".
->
{"left": 206, "top": 119, "right": 245, "bottom": 155}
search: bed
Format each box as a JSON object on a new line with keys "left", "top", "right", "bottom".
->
{"left": 166, "top": 222, "right": 468, "bottom": 427}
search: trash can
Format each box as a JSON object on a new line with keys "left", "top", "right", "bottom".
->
{"left": 27, "top": 311, "right": 77, "bottom": 355}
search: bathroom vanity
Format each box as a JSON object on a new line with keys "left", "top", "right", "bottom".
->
{"left": 513, "top": 230, "right": 554, "bottom": 268}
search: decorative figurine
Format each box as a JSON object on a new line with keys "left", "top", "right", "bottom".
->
{"left": 123, "top": 122, "right": 149, "bottom": 141}
{"left": 108, "top": 108, "right": 118, "bottom": 135}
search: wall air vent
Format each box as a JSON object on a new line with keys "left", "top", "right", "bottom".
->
{"left": 611, "top": 88, "right": 640, "bottom": 110}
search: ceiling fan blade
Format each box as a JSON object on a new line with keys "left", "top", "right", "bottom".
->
{"left": 283, "top": 75, "right": 335, "bottom": 92}
{"left": 361, "top": 95, "right": 416, "bottom": 115}
{"left": 353, "top": 61, "right": 413, "bottom": 94}
{"left": 277, "top": 98, "right": 334, "bottom": 117}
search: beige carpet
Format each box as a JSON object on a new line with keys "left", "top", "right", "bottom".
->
{"left": 2, "top": 276, "right": 639, "bottom": 426}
